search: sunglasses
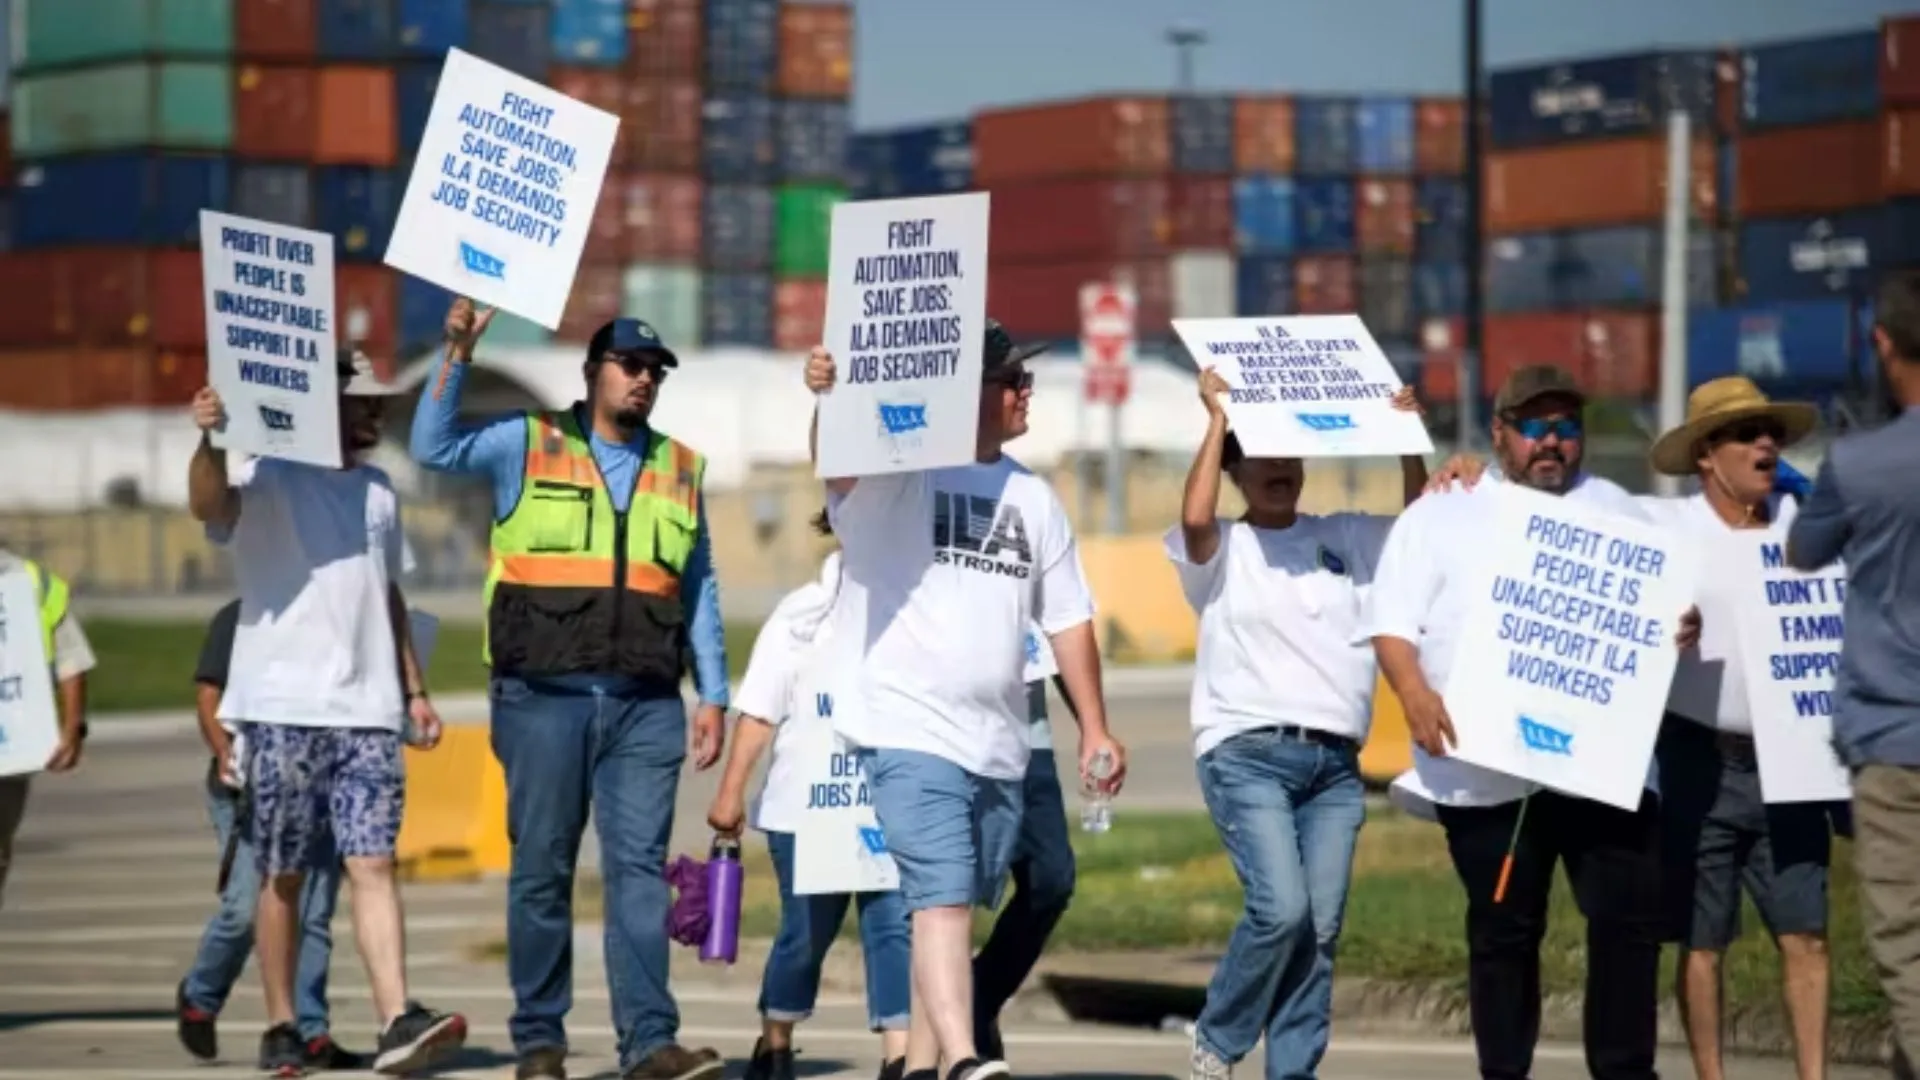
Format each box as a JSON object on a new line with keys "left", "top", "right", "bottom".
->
{"left": 985, "top": 368, "right": 1033, "bottom": 392}
{"left": 607, "top": 352, "right": 670, "bottom": 381}
{"left": 1710, "top": 419, "right": 1785, "bottom": 445}
{"left": 1509, "top": 417, "right": 1583, "bottom": 441}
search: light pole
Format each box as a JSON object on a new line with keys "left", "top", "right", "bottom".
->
{"left": 1460, "top": 0, "right": 1483, "bottom": 451}
{"left": 1166, "top": 25, "right": 1207, "bottom": 93}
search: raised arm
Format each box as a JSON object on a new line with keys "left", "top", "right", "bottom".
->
{"left": 187, "top": 388, "right": 241, "bottom": 529}
{"left": 409, "top": 299, "right": 528, "bottom": 484}
{"left": 1179, "top": 368, "right": 1232, "bottom": 566}
{"left": 804, "top": 347, "right": 858, "bottom": 497}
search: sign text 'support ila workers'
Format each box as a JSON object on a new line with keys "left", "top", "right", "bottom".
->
{"left": 199, "top": 210, "right": 340, "bottom": 469}
{"left": 384, "top": 48, "right": 618, "bottom": 330}
{"left": 1734, "top": 534, "right": 1850, "bottom": 802}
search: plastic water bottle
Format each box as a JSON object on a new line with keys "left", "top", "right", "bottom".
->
{"left": 700, "top": 836, "right": 743, "bottom": 965}
{"left": 1081, "top": 749, "right": 1115, "bottom": 834}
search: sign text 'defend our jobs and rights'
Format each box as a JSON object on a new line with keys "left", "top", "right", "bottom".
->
{"left": 1731, "top": 524, "right": 1852, "bottom": 803}
{"left": 792, "top": 686, "right": 899, "bottom": 896}
{"left": 385, "top": 47, "right": 619, "bottom": 331}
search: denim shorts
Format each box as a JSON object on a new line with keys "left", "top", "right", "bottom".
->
{"left": 860, "top": 748, "right": 1024, "bottom": 912}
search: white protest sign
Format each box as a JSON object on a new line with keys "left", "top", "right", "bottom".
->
{"left": 1025, "top": 625, "right": 1059, "bottom": 750}
{"left": 1727, "top": 532, "right": 1851, "bottom": 803}
{"left": 199, "top": 210, "right": 340, "bottom": 469}
{"left": 1442, "top": 485, "right": 1698, "bottom": 810}
{"left": 385, "top": 48, "right": 619, "bottom": 330}
{"left": 792, "top": 687, "right": 897, "bottom": 895}
{"left": 0, "top": 571, "right": 60, "bottom": 778}
{"left": 816, "top": 192, "right": 990, "bottom": 479}
{"left": 1171, "top": 315, "right": 1434, "bottom": 459}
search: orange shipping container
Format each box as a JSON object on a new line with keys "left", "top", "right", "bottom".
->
{"left": 774, "top": 279, "right": 828, "bottom": 353}
{"left": 1483, "top": 311, "right": 1660, "bottom": 399}
{"left": 1887, "top": 109, "right": 1920, "bottom": 196}
{"left": 66, "top": 249, "right": 205, "bottom": 349}
{"left": 1485, "top": 314, "right": 1590, "bottom": 394}
{"left": 550, "top": 68, "right": 630, "bottom": 168}
{"left": 1294, "top": 255, "right": 1357, "bottom": 314}
{"left": 0, "top": 350, "right": 79, "bottom": 411}
{"left": 337, "top": 265, "right": 397, "bottom": 352}
{"left": 1736, "top": 120, "right": 1881, "bottom": 217}
{"left": 626, "top": 79, "right": 703, "bottom": 173}
{"left": 234, "top": 65, "right": 318, "bottom": 161}
{"left": 237, "top": 0, "right": 316, "bottom": 59}
{"left": 1414, "top": 99, "right": 1464, "bottom": 175}
{"left": 986, "top": 259, "right": 1171, "bottom": 341}
{"left": 623, "top": 175, "right": 703, "bottom": 262}
{"left": 315, "top": 67, "right": 398, "bottom": 166}
{"left": 627, "top": 0, "right": 702, "bottom": 80}
{"left": 778, "top": 3, "right": 851, "bottom": 99}
{"left": 1884, "top": 16, "right": 1920, "bottom": 107}
{"left": 974, "top": 97, "right": 1170, "bottom": 186}
{"left": 1486, "top": 135, "right": 1716, "bottom": 233}
{"left": 0, "top": 255, "right": 72, "bottom": 346}
{"left": 1356, "top": 178, "right": 1416, "bottom": 255}
{"left": 1233, "top": 96, "right": 1295, "bottom": 173}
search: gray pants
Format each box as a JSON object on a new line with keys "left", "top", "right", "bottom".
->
{"left": 1854, "top": 764, "right": 1920, "bottom": 1074}
{"left": 0, "top": 775, "right": 28, "bottom": 909}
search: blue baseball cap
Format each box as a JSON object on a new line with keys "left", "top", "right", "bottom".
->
{"left": 589, "top": 318, "right": 680, "bottom": 368}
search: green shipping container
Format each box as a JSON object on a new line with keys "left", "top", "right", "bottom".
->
{"left": 15, "top": 0, "right": 232, "bottom": 70}
{"left": 623, "top": 265, "right": 703, "bottom": 349}
{"left": 12, "top": 61, "right": 233, "bottom": 156}
{"left": 775, "top": 185, "right": 845, "bottom": 278}
{"left": 483, "top": 312, "right": 556, "bottom": 348}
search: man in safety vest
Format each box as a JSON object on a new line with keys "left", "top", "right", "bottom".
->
{"left": 410, "top": 299, "right": 730, "bottom": 1080}
{"left": 0, "top": 549, "right": 95, "bottom": 911}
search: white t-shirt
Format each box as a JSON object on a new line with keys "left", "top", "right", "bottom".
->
{"left": 826, "top": 456, "right": 1095, "bottom": 781}
{"left": 209, "top": 456, "right": 410, "bottom": 732}
{"left": 1167, "top": 514, "right": 1394, "bottom": 758}
{"left": 1025, "top": 626, "right": 1058, "bottom": 749}
{"left": 733, "top": 558, "right": 844, "bottom": 834}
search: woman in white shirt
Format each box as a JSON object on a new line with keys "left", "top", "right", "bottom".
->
{"left": 707, "top": 514, "right": 910, "bottom": 1080}
{"left": 1170, "top": 368, "right": 1430, "bottom": 1080}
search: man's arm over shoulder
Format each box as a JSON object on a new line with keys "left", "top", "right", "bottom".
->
{"left": 683, "top": 502, "right": 730, "bottom": 708}
{"left": 1787, "top": 452, "right": 1852, "bottom": 571}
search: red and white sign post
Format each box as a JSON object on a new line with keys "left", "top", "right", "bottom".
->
{"left": 1079, "top": 282, "right": 1136, "bottom": 533}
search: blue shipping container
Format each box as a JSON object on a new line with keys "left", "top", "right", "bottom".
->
{"left": 1414, "top": 260, "right": 1466, "bottom": 318}
{"left": 315, "top": 166, "right": 399, "bottom": 261}
{"left": 1235, "top": 255, "right": 1295, "bottom": 317}
{"left": 1172, "top": 96, "right": 1235, "bottom": 175}
{"left": 0, "top": 193, "right": 13, "bottom": 253}
{"left": 1416, "top": 177, "right": 1467, "bottom": 261}
{"left": 232, "top": 164, "right": 313, "bottom": 228}
{"left": 396, "top": 0, "right": 466, "bottom": 57}
{"left": 1294, "top": 178, "right": 1355, "bottom": 253}
{"left": 395, "top": 62, "right": 441, "bottom": 150}
{"left": 318, "top": 0, "right": 397, "bottom": 61}
{"left": 468, "top": 1, "right": 550, "bottom": 81}
{"left": 1737, "top": 209, "right": 1887, "bottom": 303}
{"left": 1741, "top": 32, "right": 1880, "bottom": 130}
{"left": 779, "top": 100, "right": 848, "bottom": 183}
{"left": 1233, "top": 176, "right": 1296, "bottom": 255}
{"left": 703, "top": 95, "right": 778, "bottom": 185}
{"left": 706, "top": 0, "right": 778, "bottom": 94}
{"left": 13, "top": 153, "right": 230, "bottom": 247}
{"left": 1295, "top": 97, "right": 1358, "bottom": 175}
{"left": 849, "top": 123, "right": 971, "bottom": 199}
{"left": 702, "top": 184, "right": 775, "bottom": 270}
{"left": 1485, "top": 233, "right": 1561, "bottom": 313}
{"left": 549, "top": 0, "right": 625, "bottom": 65}
{"left": 399, "top": 276, "right": 456, "bottom": 354}
{"left": 702, "top": 272, "right": 774, "bottom": 347}
{"left": 1559, "top": 226, "right": 1719, "bottom": 308}
{"left": 1687, "top": 297, "right": 1873, "bottom": 386}
{"left": 1355, "top": 97, "right": 1415, "bottom": 174}
{"left": 1359, "top": 257, "right": 1416, "bottom": 340}
{"left": 1488, "top": 50, "right": 1719, "bottom": 148}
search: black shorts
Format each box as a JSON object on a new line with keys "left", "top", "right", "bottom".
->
{"left": 1656, "top": 716, "right": 1833, "bottom": 950}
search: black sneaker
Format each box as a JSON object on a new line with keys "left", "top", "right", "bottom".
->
{"left": 516, "top": 1046, "right": 569, "bottom": 1080}
{"left": 258, "top": 1022, "right": 308, "bottom": 1078}
{"left": 945, "top": 1059, "right": 1011, "bottom": 1080}
{"left": 175, "top": 979, "right": 218, "bottom": 1062}
{"left": 742, "top": 1038, "right": 796, "bottom": 1080}
{"left": 373, "top": 1001, "right": 467, "bottom": 1075}
{"left": 975, "top": 1019, "right": 1006, "bottom": 1064}
{"left": 877, "top": 1058, "right": 907, "bottom": 1080}
{"left": 622, "top": 1044, "right": 725, "bottom": 1080}
{"left": 902, "top": 1070, "right": 937, "bottom": 1080}
{"left": 303, "top": 1034, "right": 369, "bottom": 1071}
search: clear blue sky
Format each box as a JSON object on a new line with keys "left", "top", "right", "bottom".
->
{"left": 847, "top": 0, "right": 1920, "bottom": 130}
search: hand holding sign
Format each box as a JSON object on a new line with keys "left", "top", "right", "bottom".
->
{"left": 444, "top": 297, "right": 497, "bottom": 362}
{"left": 192, "top": 387, "right": 229, "bottom": 435}
{"left": 804, "top": 346, "right": 836, "bottom": 393}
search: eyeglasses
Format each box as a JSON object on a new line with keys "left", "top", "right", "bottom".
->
{"left": 1509, "top": 417, "right": 1583, "bottom": 441}
{"left": 985, "top": 368, "right": 1033, "bottom": 392}
{"left": 608, "top": 353, "right": 670, "bottom": 381}
{"left": 1710, "top": 419, "right": 1784, "bottom": 445}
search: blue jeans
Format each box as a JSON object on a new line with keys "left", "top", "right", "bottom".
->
{"left": 861, "top": 748, "right": 1025, "bottom": 912}
{"left": 490, "top": 676, "right": 686, "bottom": 1072}
{"left": 1194, "top": 729, "right": 1366, "bottom": 1080}
{"left": 760, "top": 831, "right": 912, "bottom": 1030}
{"left": 973, "top": 749, "right": 1077, "bottom": 1033}
{"left": 181, "top": 765, "right": 341, "bottom": 1040}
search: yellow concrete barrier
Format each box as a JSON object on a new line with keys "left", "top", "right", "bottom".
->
{"left": 1077, "top": 535, "right": 1197, "bottom": 662}
{"left": 1361, "top": 675, "right": 1414, "bottom": 787}
{"left": 396, "top": 722, "right": 511, "bottom": 882}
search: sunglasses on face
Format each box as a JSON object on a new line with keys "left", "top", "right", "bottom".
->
{"left": 1509, "top": 417, "right": 1583, "bottom": 441}
{"left": 1710, "top": 419, "right": 1785, "bottom": 445}
{"left": 985, "top": 368, "right": 1033, "bottom": 392}
{"left": 607, "top": 353, "right": 670, "bottom": 381}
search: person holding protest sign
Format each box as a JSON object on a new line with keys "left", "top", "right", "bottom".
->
{"left": 1171, "top": 368, "right": 1432, "bottom": 1080}
{"left": 706, "top": 515, "right": 912, "bottom": 1080}
{"left": 410, "top": 299, "right": 728, "bottom": 1080}
{"left": 187, "top": 351, "right": 467, "bottom": 1077}
{"left": 802, "top": 320, "right": 1127, "bottom": 1080}
{"left": 0, "top": 548, "right": 93, "bottom": 911}
{"left": 1786, "top": 270, "right": 1920, "bottom": 1079}
{"left": 1362, "top": 364, "right": 1699, "bottom": 1080}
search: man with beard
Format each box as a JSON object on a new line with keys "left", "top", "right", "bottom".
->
{"left": 187, "top": 351, "right": 467, "bottom": 1077}
{"left": 1362, "top": 365, "right": 1699, "bottom": 1080}
{"left": 409, "top": 300, "right": 728, "bottom": 1080}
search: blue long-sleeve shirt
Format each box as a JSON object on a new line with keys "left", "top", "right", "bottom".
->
{"left": 410, "top": 354, "right": 729, "bottom": 706}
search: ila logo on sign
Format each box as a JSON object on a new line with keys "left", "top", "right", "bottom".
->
{"left": 1297, "top": 413, "right": 1356, "bottom": 432}
{"left": 459, "top": 241, "right": 507, "bottom": 280}
{"left": 1517, "top": 714, "right": 1574, "bottom": 755}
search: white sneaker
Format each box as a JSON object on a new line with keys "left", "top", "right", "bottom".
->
{"left": 1189, "top": 1036, "right": 1231, "bottom": 1080}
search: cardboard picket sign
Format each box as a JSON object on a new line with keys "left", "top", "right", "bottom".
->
{"left": 0, "top": 570, "right": 60, "bottom": 778}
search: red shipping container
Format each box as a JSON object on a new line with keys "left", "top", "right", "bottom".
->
{"left": 1886, "top": 109, "right": 1920, "bottom": 196}
{"left": 1293, "top": 255, "right": 1357, "bottom": 314}
{"left": 579, "top": 174, "right": 629, "bottom": 266}
{"left": 234, "top": 65, "right": 318, "bottom": 161}
{"left": 778, "top": 3, "right": 852, "bottom": 99}
{"left": 1884, "top": 16, "right": 1920, "bottom": 106}
{"left": 1485, "top": 313, "right": 1589, "bottom": 394}
{"left": 64, "top": 249, "right": 203, "bottom": 349}
{"left": 65, "top": 348, "right": 151, "bottom": 410}
{"left": 1583, "top": 311, "right": 1659, "bottom": 398}
{"left": 0, "top": 114, "right": 11, "bottom": 186}
{"left": 550, "top": 68, "right": 630, "bottom": 168}
{"left": 774, "top": 279, "right": 828, "bottom": 353}
{"left": 1418, "top": 317, "right": 1465, "bottom": 402}
{"left": 1169, "top": 176, "right": 1233, "bottom": 249}
{"left": 0, "top": 255, "right": 72, "bottom": 346}
{"left": 237, "top": 0, "right": 316, "bottom": 59}
{"left": 627, "top": 0, "right": 703, "bottom": 80}
{"left": 989, "top": 178, "right": 1170, "bottom": 263}
{"left": 0, "top": 350, "right": 77, "bottom": 411}
{"left": 1356, "top": 178, "right": 1416, "bottom": 255}
{"left": 315, "top": 67, "right": 398, "bottom": 166}
{"left": 1736, "top": 120, "right": 1882, "bottom": 217}
{"left": 1233, "top": 95, "right": 1295, "bottom": 174}
{"left": 153, "top": 350, "right": 210, "bottom": 406}
{"left": 336, "top": 265, "right": 397, "bottom": 352}
{"left": 1487, "top": 135, "right": 1717, "bottom": 232}
{"left": 626, "top": 79, "right": 703, "bottom": 173}
{"left": 986, "top": 259, "right": 1171, "bottom": 341}
{"left": 557, "top": 265, "right": 625, "bottom": 342}
{"left": 974, "top": 97, "right": 1170, "bottom": 186}
{"left": 623, "top": 174, "right": 703, "bottom": 261}
{"left": 1414, "top": 99, "right": 1464, "bottom": 175}
{"left": 1715, "top": 50, "right": 1742, "bottom": 134}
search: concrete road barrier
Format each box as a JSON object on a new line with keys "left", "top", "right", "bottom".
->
{"left": 395, "top": 721, "right": 510, "bottom": 882}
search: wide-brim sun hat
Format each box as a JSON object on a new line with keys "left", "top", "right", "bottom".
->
{"left": 339, "top": 348, "right": 403, "bottom": 397}
{"left": 1647, "top": 376, "right": 1818, "bottom": 477}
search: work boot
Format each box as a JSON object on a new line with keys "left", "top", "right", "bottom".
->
{"left": 174, "top": 979, "right": 218, "bottom": 1062}
{"left": 516, "top": 1046, "right": 569, "bottom": 1080}
{"left": 742, "top": 1038, "right": 796, "bottom": 1080}
{"left": 622, "top": 1043, "right": 724, "bottom": 1080}
{"left": 373, "top": 1001, "right": 467, "bottom": 1075}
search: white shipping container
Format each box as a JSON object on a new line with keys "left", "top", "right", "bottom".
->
{"left": 1171, "top": 250, "right": 1235, "bottom": 320}
{"left": 624, "top": 264, "right": 704, "bottom": 350}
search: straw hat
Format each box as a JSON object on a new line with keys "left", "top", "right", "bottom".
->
{"left": 1647, "top": 377, "right": 1818, "bottom": 476}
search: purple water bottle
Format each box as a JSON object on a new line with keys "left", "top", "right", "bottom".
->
{"left": 700, "top": 836, "right": 743, "bottom": 965}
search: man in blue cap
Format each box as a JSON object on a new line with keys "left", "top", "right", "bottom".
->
{"left": 410, "top": 299, "right": 729, "bottom": 1080}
